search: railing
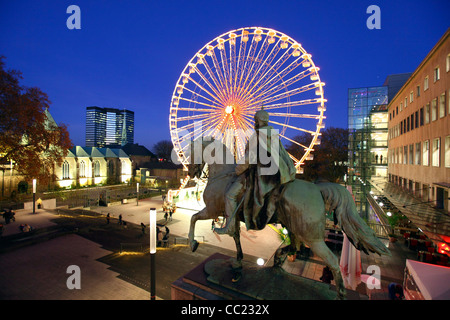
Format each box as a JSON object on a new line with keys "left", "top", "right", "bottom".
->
{"left": 367, "top": 222, "right": 392, "bottom": 238}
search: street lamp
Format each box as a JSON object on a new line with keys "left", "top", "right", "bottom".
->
{"left": 136, "top": 182, "right": 139, "bottom": 206}
{"left": 32, "top": 179, "right": 36, "bottom": 214}
{"left": 150, "top": 208, "right": 156, "bottom": 300}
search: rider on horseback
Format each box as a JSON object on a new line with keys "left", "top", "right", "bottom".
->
{"left": 217, "top": 107, "right": 296, "bottom": 236}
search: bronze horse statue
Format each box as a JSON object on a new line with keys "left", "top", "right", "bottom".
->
{"left": 186, "top": 138, "right": 390, "bottom": 299}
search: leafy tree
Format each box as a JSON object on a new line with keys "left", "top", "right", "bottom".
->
{"left": 0, "top": 56, "right": 73, "bottom": 186}
{"left": 287, "top": 127, "right": 348, "bottom": 183}
{"left": 152, "top": 140, "right": 173, "bottom": 161}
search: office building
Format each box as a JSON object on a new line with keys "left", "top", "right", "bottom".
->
{"left": 387, "top": 29, "right": 449, "bottom": 211}
{"left": 86, "top": 107, "right": 134, "bottom": 148}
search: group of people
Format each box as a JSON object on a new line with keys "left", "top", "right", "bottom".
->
{"left": 162, "top": 202, "right": 176, "bottom": 222}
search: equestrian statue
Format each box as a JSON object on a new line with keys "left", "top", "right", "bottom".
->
{"left": 187, "top": 108, "right": 390, "bottom": 299}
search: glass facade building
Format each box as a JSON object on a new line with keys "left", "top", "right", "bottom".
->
{"left": 86, "top": 107, "right": 134, "bottom": 148}
{"left": 348, "top": 86, "right": 389, "bottom": 219}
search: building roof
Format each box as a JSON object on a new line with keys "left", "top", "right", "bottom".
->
{"left": 69, "top": 146, "right": 130, "bottom": 158}
{"left": 122, "top": 143, "right": 155, "bottom": 157}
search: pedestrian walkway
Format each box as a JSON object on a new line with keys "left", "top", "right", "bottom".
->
{"left": 0, "top": 233, "right": 150, "bottom": 300}
{"left": 0, "top": 196, "right": 419, "bottom": 300}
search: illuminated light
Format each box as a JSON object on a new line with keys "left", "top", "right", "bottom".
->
{"left": 292, "top": 50, "right": 301, "bottom": 57}
{"left": 150, "top": 208, "right": 157, "bottom": 254}
{"left": 217, "top": 38, "right": 225, "bottom": 50}
{"left": 374, "top": 196, "right": 378, "bottom": 200}
{"left": 315, "top": 89, "right": 322, "bottom": 96}
{"left": 255, "top": 35, "right": 262, "bottom": 42}
{"left": 280, "top": 42, "right": 288, "bottom": 49}
{"left": 267, "top": 30, "right": 276, "bottom": 37}
{"left": 229, "top": 33, "right": 236, "bottom": 45}
{"left": 196, "top": 53, "right": 204, "bottom": 64}
{"left": 387, "top": 212, "right": 392, "bottom": 216}
{"left": 189, "top": 63, "right": 195, "bottom": 74}
{"left": 302, "top": 61, "right": 311, "bottom": 68}
{"left": 439, "top": 243, "right": 449, "bottom": 254}
{"left": 242, "top": 30, "right": 249, "bottom": 42}
{"left": 182, "top": 76, "right": 189, "bottom": 84}
{"left": 310, "top": 74, "right": 319, "bottom": 81}
{"left": 257, "top": 258, "right": 264, "bottom": 266}
{"left": 177, "top": 86, "right": 183, "bottom": 94}
{"left": 378, "top": 202, "right": 384, "bottom": 207}
{"left": 225, "top": 105, "right": 234, "bottom": 114}
{"left": 268, "top": 37, "right": 275, "bottom": 44}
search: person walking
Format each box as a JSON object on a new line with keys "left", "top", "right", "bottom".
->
{"left": 118, "top": 214, "right": 123, "bottom": 225}
{"left": 169, "top": 209, "right": 173, "bottom": 221}
{"left": 141, "top": 222, "right": 146, "bottom": 235}
{"left": 106, "top": 213, "right": 110, "bottom": 224}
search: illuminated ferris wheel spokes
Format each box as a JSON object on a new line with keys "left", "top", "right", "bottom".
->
{"left": 170, "top": 27, "right": 326, "bottom": 172}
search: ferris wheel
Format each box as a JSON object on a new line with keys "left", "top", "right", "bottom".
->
{"left": 169, "top": 27, "right": 326, "bottom": 174}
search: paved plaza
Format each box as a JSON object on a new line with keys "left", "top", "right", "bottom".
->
{"left": 0, "top": 195, "right": 416, "bottom": 300}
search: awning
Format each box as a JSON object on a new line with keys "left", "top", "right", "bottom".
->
{"left": 405, "top": 259, "right": 450, "bottom": 300}
{"left": 369, "top": 177, "right": 450, "bottom": 245}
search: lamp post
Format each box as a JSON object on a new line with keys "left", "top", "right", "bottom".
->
{"left": 32, "top": 179, "right": 36, "bottom": 214}
{"left": 150, "top": 208, "right": 156, "bottom": 300}
{"left": 136, "top": 182, "right": 139, "bottom": 206}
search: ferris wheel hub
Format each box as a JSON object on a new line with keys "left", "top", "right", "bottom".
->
{"left": 225, "top": 105, "right": 234, "bottom": 114}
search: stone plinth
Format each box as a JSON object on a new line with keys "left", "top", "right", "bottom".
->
{"left": 171, "top": 253, "right": 364, "bottom": 300}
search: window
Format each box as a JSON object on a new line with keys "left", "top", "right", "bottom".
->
{"left": 410, "top": 91, "right": 414, "bottom": 103}
{"left": 399, "top": 147, "right": 403, "bottom": 164}
{"left": 424, "top": 76, "right": 429, "bottom": 90}
{"left": 415, "top": 111, "right": 419, "bottom": 128}
{"left": 420, "top": 107, "right": 424, "bottom": 126}
{"left": 439, "top": 93, "right": 446, "bottom": 118}
{"left": 94, "top": 161, "right": 100, "bottom": 177}
{"left": 405, "top": 97, "right": 408, "bottom": 108}
{"left": 423, "top": 140, "right": 429, "bottom": 166}
{"left": 447, "top": 54, "right": 450, "bottom": 72}
{"left": 62, "top": 161, "right": 70, "bottom": 179}
{"left": 432, "top": 138, "right": 440, "bottom": 167}
{"left": 434, "top": 67, "right": 440, "bottom": 82}
{"left": 425, "top": 103, "right": 430, "bottom": 123}
{"left": 445, "top": 136, "right": 450, "bottom": 168}
{"left": 409, "top": 144, "right": 414, "bottom": 164}
{"left": 396, "top": 106, "right": 398, "bottom": 115}
{"left": 415, "top": 142, "right": 421, "bottom": 165}
{"left": 417, "top": 85, "right": 420, "bottom": 97}
{"left": 404, "top": 146, "right": 408, "bottom": 164}
{"left": 79, "top": 160, "right": 86, "bottom": 178}
{"left": 432, "top": 98, "right": 437, "bottom": 121}
{"left": 396, "top": 147, "right": 399, "bottom": 164}
{"left": 400, "top": 102, "right": 403, "bottom": 112}
{"left": 407, "top": 116, "right": 410, "bottom": 132}
{"left": 121, "top": 160, "right": 127, "bottom": 174}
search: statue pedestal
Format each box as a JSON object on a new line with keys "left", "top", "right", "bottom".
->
{"left": 171, "top": 253, "right": 364, "bottom": 300}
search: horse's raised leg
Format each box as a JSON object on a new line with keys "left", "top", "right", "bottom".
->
{"left": 188, "top": 208, "right": 209, "bottom": 252}
{"left": 307, "top": 240, "right": 346, "bottom": 300}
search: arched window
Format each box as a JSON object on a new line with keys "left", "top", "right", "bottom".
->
{"left": 93, "top": 161, "right": 100, "bottom": 177}
{"left": 62, "top": 161, "right": 70, "bottom": 179}
{"left": 121, "top": 160, "right": 127, "bottom": 174}
{"left": 79, "top": 160, "right": 86, "bottom": 177}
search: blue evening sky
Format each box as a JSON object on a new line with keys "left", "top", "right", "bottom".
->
{"left": 0, "top": 0, "right": 448, "bottom": 150}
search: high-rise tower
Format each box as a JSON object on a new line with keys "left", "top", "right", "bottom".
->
{"left": 86, "top": 107, "right": 134, "bottom": 147}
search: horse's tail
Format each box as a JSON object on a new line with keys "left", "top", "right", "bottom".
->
{"left": 317, "top": 182, "right": 391, "bottom": 256}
